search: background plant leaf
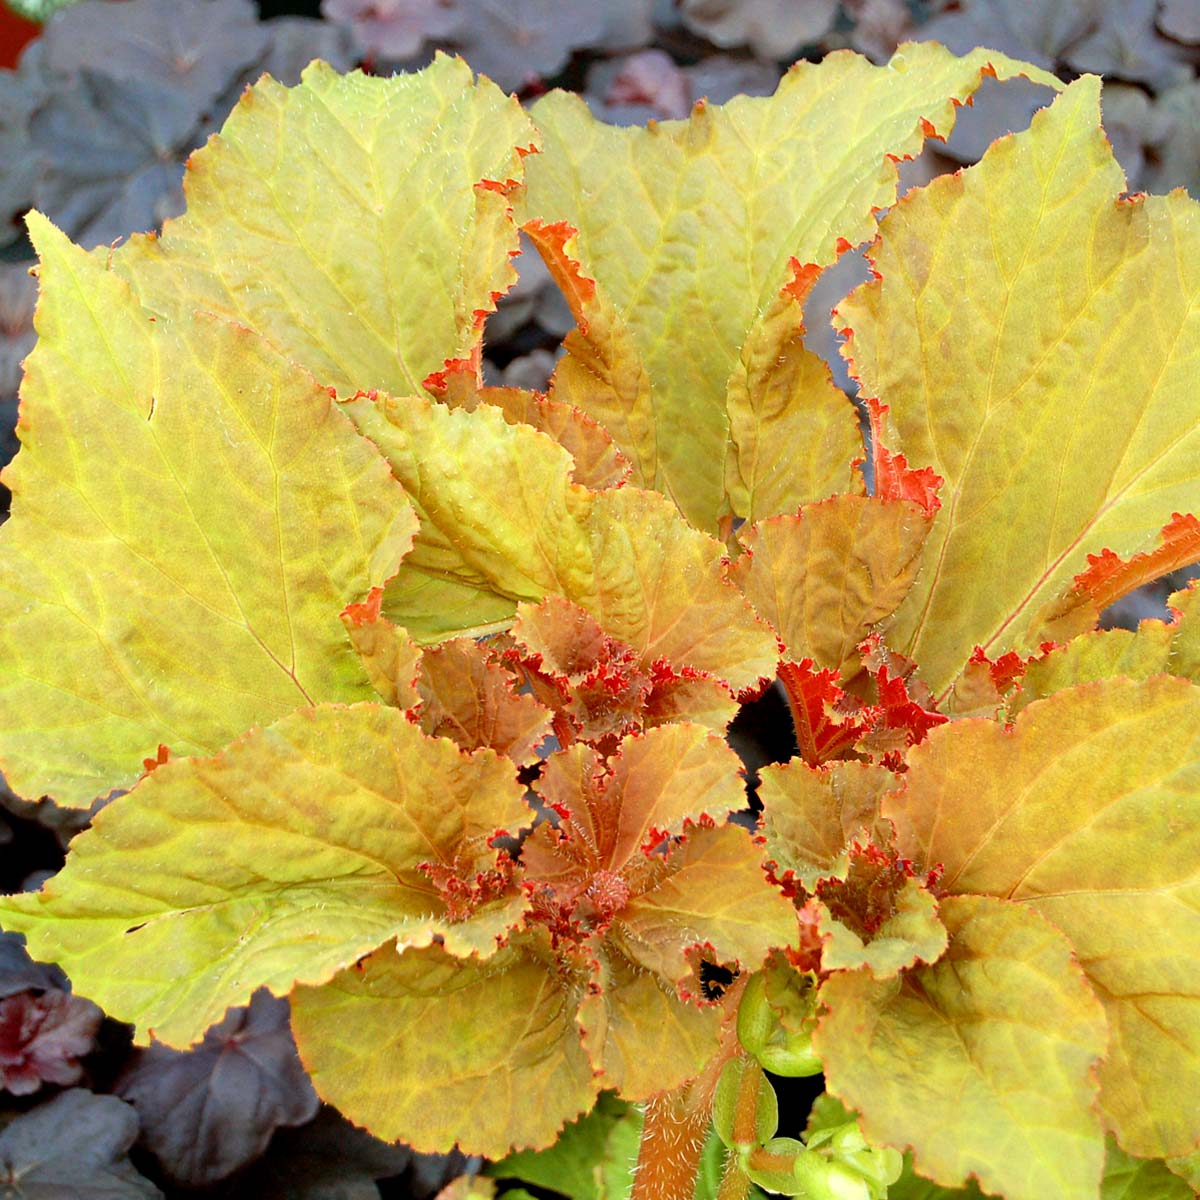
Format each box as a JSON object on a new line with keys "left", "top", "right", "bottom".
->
{"left": 0, "top": 1087, "right": 162, "bottom": 1198}
{"left": 223, "top": 1105, "right": 420, "bottom": 1200}
{"left": 678, "top": 0, "right": 839, "bottom": 59}
{"left": 114, "top": 990, "right": 319, "bottom": 1187}
{"left": 488, "top": 1092, "right": 640, "bottom": 1200}
{"left": 43, "top": 0, "right": 267, "bottom": 112}
{"left": 449, "top": 0, "right": 607, "bottom": 91}
{"left": 27, "top": 69, "right": 201, "bottom": 249}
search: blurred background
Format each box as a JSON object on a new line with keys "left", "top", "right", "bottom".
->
{"left": 0, "top": 2, "right": 1196, "bottom": 1196}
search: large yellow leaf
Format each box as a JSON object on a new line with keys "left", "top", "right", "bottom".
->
{"left": 523, "top": 45, "right": 1059, "bottom": 529}
{"left": 0, "top": 704, "right": 530, "bottom": 1047}
{"left": 0, "top": 220, "right": 415, "bottom": 807}
{"left": 885, "top": 677, "right": 1200, "bottom": 1158}
{"left": 110, "top": 56, "right": 536, "bottom": 398}
{"left": 841, "top": 76, "right": 1200, "bottom": 697}
{"left": 344, "top": 392, "right": 778, "bottom": 690}
{"left": 292, "top": 936, "right": 598, "bottom": 1157}
{"left": 731, "top": 495, "right": 931, "bottom": 678}
{"left": 816, "top": 895, "right": 1107, "bottom": 1200}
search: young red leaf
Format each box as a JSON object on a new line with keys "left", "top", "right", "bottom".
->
{"left": 417, "top": 638, "right": 552, "bottom": 766}
{"left": 732, "top": 495, "right": 932, "bottom": 680}
{"left": 759, "top": 759, "right": 896, "bottom": 892}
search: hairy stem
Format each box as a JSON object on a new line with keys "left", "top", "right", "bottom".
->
{"left": 717, "top": 1147, "right": 753, "bottom": 1200}
{"left": 631, "top": 1083, "right": 712, "bottom": 1200}
{"left": 731, "top": 1055, "right": 768, "bottom": 1145}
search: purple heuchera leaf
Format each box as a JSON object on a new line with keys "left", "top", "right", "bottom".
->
{"left": 0, "top": 987, "right": 102, "bottom": 1095}
{"left": 450, "top": 0, "right": 608, "bottom": 90}
{"left": 259, "top": 17, "right": 358, "bottom": 85}
{"left": 116, "top": 989, "right": 320, "bottom": 1186}
{"left": 29, "top": 70, "right": 203, "bottom": 250}
{"left": 0, "top": 932, "right": 67, "bottom": 1000}
{"left": 320, "top": 0, "right": 463, "bottom": 60}
{"left": 0, "top": 1088, "right": 161, "bottom": 1198}
{"left": 44, "top": 0, "right": 268, "bottom": 113}
{"left": 0, "top": 266, "right": 37, "bottom": 405}
{"left": 586, "top": 49, "right": 691, "bottom": 125}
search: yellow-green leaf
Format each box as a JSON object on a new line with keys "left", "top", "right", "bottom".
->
{"left": 1167, "top": 1149, "right": 1200, "bottom": 1192}
{"left": 841, "top": 76, "right": 1200, "bottom": 697}
{"left": 0, "top": 220, "right": 415, "bottom": 807}
{"left": 292, "top": 936, "right": 597, "bottom": 1157}
{"left": 816, "top": 895, "right": 1107, "bottom": 1200}
{"left": 818, "top": 878, "right": 947, "bottom": 979}
{"left": 732, "top": 496, "right": 931, "bottom": 678}
{"left": 1102, "top": 1139, "right": 1197, "bottom": 1200}
{"left": 724, "top": 261, "right": 864, "bottom": 525}
{"left": 524, "top": 45, "right": 1058, "bottom": 529}
{"left": 577, "top": 941, "right": 723, "bottom": 1102}
{"left": 619, "top": 823, "right": 800, "bottom": 990}
{"left": 345, "top": 392, "right": 778, "bottom": 690}
{"left": 886, "top": 677, "right": 1200, "bottom": 1159}
{"left": 1018, "top": 580, "right": 1200, "bottom": 708}
{"left": 110, "top": 56, "right": 536, "bottom": 398}
{"left": 0, "top": 704, "right": 529, "bottom": 1047}
{"left": 760, "top": 759, "right": 894, "bottom": 891}
{"left": 434, "top": 376, "right": 631, "bottom": 493}
{"left": 381, "top": 571, "right": 518, "bottom": 645}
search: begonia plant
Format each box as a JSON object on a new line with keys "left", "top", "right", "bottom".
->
{"left": 0, "top": 42, "right": 1197, "bottom": 1200}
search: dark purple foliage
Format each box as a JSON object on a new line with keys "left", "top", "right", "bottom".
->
{"left": 115, "top": 990, "right": 319, "bottom": 1186}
